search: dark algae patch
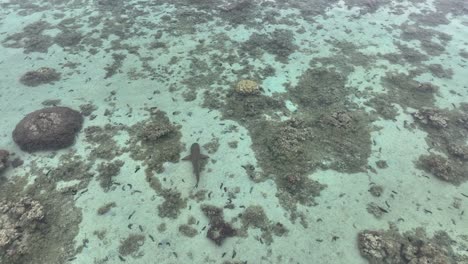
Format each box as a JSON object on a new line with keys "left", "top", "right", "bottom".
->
{"left": 380, "top": 72, "right": 438, "bottom": 110}
{"left": 157, "top": 188, "right": 187, "bottom": 219}
{"left": 84, "top": 124, "right": 124, "bottom": 160}
{"left": 97, "top": 160, "right": 124, "bottom": 191}
{"left": 179, "top": 224, "right": 198, "bottom": 238}
{"left": 118, "top": 234, "right": 145, "bottom": 258}
{"left": 238, "top": 205, "right": 288, "bottom": 245}
{"left": 201, "top": 204, "right": 236, "bottom": 246}
{"left": 2, "top": 20, "right": 54, "bottom": 53}
{"left": 19, "top": 67, "right": 61, "bottom": 87}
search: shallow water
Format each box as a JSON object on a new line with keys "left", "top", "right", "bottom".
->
{"left": 0, "top": 0, "right": 467, "bottom": 263}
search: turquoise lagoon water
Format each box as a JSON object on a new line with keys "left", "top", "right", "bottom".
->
{"left": 0, "top": 0, "right": 467, "bottom": 263}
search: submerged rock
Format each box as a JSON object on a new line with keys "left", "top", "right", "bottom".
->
{"left": 12, "top": 107, "right": 83, "bottom": 152}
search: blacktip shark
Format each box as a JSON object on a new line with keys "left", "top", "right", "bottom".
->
{"left": 182, "top": 143, "right": 209, "bottom": 188}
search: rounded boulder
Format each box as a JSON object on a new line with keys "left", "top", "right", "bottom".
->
{"left": 12, "top": 107, "right": 83, "bottom": 152}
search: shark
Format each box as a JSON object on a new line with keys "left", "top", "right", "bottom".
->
{"left": 182, "top": 143, "right": 209, "bottom": 188}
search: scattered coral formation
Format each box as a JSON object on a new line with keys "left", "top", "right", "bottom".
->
{"left": 411, "top": 105, "right": 468, "bottom": 184}
{"left": 201, "top": 204, "right": 236, "bottom": 246}
{"left": 54, "top": 30, "right": 83, "bottom": 47}
{"left": 223, "top": 89, "right": 286, "bottom": 119}
{"left": 127, "top": 110, "right": 182, "bottom": 175}
{"left": 79, "top": 103, "right": 98, "bottom": 117}
{"left": 319, "top": 111, "right": 354, "bottom": 129}
{"left": 157, "top": 189, "right": 187, "bottom": 219}
{"left": 241, "top": 205, "right": 268, "bottom": 229}
{"left": 239, "top": 205, "right": 288, "bottom": 245}
{"left": 381, "top": 73, "right": 437, "bottom": 109}
{"left": 276, "top": 173, "right": 325, "bottom": 207}
{"left": 0, "top": 197, "right": 44, "bottom": 258}
{"left": 2, "top": 20, "right": 53, "bottom": 53}
{"left": 358, "top": 225, "right": 465, "bottom": 264}
{"left": 12, "top": 107, "right": 83, "bottom": 152}
{"left": 137, "top": 120, "right": 175, "bottom": 142}
{"left": 46, "top": 152, "right": 94, "bottom": 191}
{"left": 84, "top": 125, "right": 123, "bottom": 160}
{"left": 242, "top": 29, "right": 298, "bottom": 62}
{"left": 418, "top": 154, "right": 465, "bottom": 185}
{"left": 19, "top": 67, "right": 61, "bottom": 87}
{"left": 97, "top": 160, "right": 124, "bottom": 191}
{"left": 365, "top": 96, "right": 399, "bottom": 120}
{"left": 118, "top": 234, "right": 145, "bottom": 258}
{"left": 412, "top": 108, "right": 449, "bottom": 129}
{"left": 268, "top": 118, "right": 314, "bottom": 163}
{"left": 447, "top": 144, "right": 468, "bottom": 161}
{"left": 234, "top": 79, "right": 260, "bottom": 95}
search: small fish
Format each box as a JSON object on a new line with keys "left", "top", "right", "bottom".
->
{"left": 182, "top": 143, "right": 209, "bottom": 188}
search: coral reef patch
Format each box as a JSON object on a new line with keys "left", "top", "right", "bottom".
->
{"left": 358, "top": 224, "right": 467, "bottom": 264}
{"left": 19, "top": 67, "right": 61, "bottom": 87}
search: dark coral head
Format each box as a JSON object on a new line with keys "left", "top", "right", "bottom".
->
{"left": 206, "top": 221, "right": 236, "bottom": 246}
